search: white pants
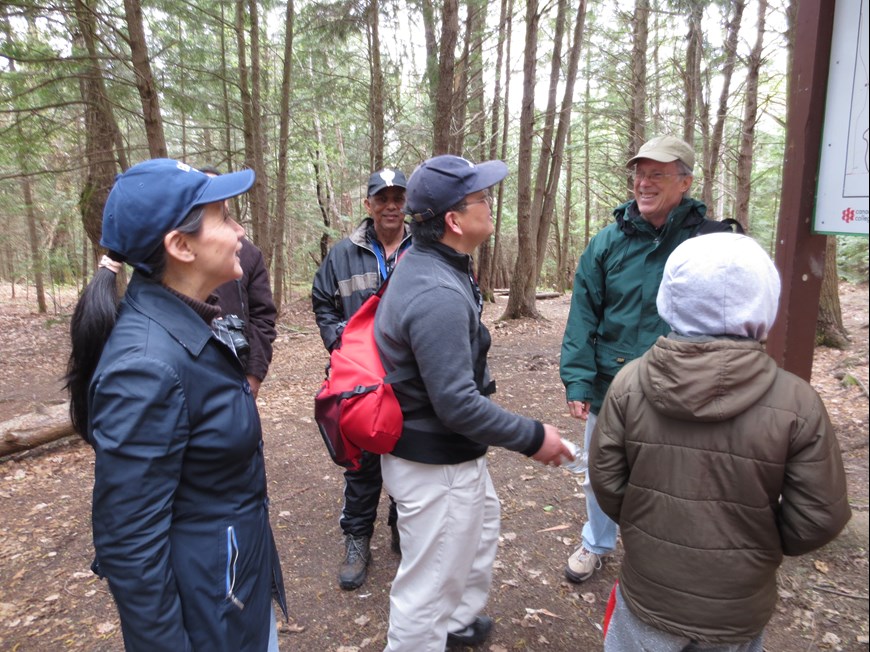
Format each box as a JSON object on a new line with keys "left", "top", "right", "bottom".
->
{"left": 381, "top": 454, "right": 500, "bottom": 652}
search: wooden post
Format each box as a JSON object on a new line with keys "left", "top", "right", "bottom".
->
{"left": 766, "top": 0, "right": 835, "bottom": 382}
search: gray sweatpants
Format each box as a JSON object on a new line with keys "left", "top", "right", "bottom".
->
{"left": 604, "top": 585, "right": 764, "bottom": 652}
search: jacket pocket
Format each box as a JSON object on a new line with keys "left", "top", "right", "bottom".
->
{"left": 225, "top": 526, "right": 245, "bottom": 611}
{"left": 594, "top": 340, "right": 632, "bottom": 380}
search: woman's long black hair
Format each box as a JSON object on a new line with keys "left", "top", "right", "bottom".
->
{"left": 65, "top": 208, "right": 205, "bottom": 440}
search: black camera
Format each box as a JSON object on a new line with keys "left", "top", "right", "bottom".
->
{"left": 214, "top": 314, "right": 250, "bottom": 366}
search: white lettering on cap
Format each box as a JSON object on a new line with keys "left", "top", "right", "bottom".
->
{"left": 176, "top": 162, "right": 192, "bottom": 172}
{"left": 379, "top": 169, "right": 396, "bottom": 186}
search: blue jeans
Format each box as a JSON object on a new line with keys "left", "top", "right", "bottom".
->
{"left": 581, "top": 412, "right": 618, "bottom": 555}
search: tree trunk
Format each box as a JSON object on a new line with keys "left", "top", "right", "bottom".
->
{"left": 420, "top": 0, "right": 439, "bottom": 119}
{"left": 701, "top": 0, "right": 746, "bottom": 214}
{"left": 558, "top": 128, "right": 572, "bottom": 293}
{"left": 479, "top": 0, "right": 511, "bottom": 302}
{"left": 122, "top": 0, "right": 167, "bottom": 158}
{"left": 492, "top": 0, "right": 515, "bottom": 297}
{"left": 682, "top": 2, "right": 703, "bottom": 145}
{"left": 533, "top": 0, "right": 586, "bottom": 285}
{"left": 311, "top": 115, "right": 340, "bottom": 263}
{"left": 20, "top": 172, "right": 47, "bottom": 313}
{"left": 273, "top": 0, "right": 295, "bottom": 313}
{"left": 502, "top": 0, "right": 539, "bottom": 319}
{"left": 432, "top": 0, "right": 458, "bottom": 154}
{"left": 735, "top": 0, "right": 767, "bottom": 232}
{"left": 368, "top": 0, "right": 385, "bottom": 170}
{"left": 816, "top": 237, "right": 849, "bottom": 349}
{"left": 73, "top": 0, "right": 125, "bottom": 253}
{"left": 236, "top": 0, "right": 271, "bottom": 268}
{"left": 627, "top": 0, "right": 649, "bottom": 185}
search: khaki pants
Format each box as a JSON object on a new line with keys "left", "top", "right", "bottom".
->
{"left": 381, "top": 454, "right": 500, "bottom": 651}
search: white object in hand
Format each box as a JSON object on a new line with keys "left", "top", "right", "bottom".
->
{"left": 560, "top": 438, "right": 588, "bottom": 474}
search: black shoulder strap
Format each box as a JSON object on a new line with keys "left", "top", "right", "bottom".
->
{"left": 693, "top": 217, "right": 745, "bottom": 236}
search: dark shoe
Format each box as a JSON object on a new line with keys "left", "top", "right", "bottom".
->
{"left": 390, "top": 522, "right": 401, "bottom": 555}
{"left": 446, "top": 615, "right": 493, "bottom": 648}
{"left": 338, "top": 534, "right": 371, "bottom": 590}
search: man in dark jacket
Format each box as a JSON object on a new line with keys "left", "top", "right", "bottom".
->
{"left": 213, "top": 239, "right": 276, "bottom": 399}
{"left": 201, "top": 166, "right": 277, "bottom": 401}
{"left": 374, "top": 155, "right": 571, "bottom": 650}
{"left": 311, "top": 168, "right": 411, "bottom": 590}
{"left": 592, "top": 232, "right": 850, "bottom": 650}
{"left": 559, "top": 135, "right": 706, "bottom": 584}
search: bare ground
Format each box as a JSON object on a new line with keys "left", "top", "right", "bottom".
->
{"left": 0, "top": 281, "right": 867, "bottom": 651}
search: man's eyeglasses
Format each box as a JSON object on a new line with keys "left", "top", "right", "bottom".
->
{"left": 630, "top": 170, "right": 688, "bottom": 183}
{"left": 461, "top": 193, "right": 494, "bottom": 210}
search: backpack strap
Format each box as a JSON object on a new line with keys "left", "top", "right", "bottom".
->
{"left": 693, "top": 217, "right": 745, "bottom": 236}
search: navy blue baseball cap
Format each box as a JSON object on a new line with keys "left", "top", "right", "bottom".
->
{"left": 100, "top": 158, "right": 255, "bottom": 264}
{"left": 404, "top": 155, "right": 508, "bottom": 222}
{"left": 367, "top": 168, "right": 407, "bottom": 196}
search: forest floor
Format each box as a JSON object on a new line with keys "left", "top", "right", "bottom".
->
{"left": 0, "top": 281, "right": 867, "bottom": 652}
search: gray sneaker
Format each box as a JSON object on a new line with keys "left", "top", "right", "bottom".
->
{"left": 564, "top": 546, "right": 602, "bottom": 583}
{"left": 338, "top": 534, "right": 371, "bottom": 590}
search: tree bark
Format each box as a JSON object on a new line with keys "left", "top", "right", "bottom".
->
{"left": 122, "top": 0, "right": 167, "bottom": 158}
{"left": 20, "top": 172, "right": 47, "bottom": 313}
{"left": 817, "top": 237, "right": 849, "bottom": 349}
{"left": 479, "top": 0, "right": 512, "bottom": 302}
{"left": 73, "top": 0, "right": 125, "bottom": 254}
{"left": 682, "top": 2, "right": 703, "bottom": 145}
{"left": 735, "top": 0, "right": 767, "bottom": 231}
{"left": 627, "top": 0, "right": 649, "bottom": 184}
{"left": 503, "top": 0, "right": 539, "bottom": 319}
{"left": 432, "top": 0, "right": 459, "bottom": 154}
{"left": 273, "top": 0, "right": 295, "bottom": 313}
{"left": 533, "top": 1, "right": 586, "bottom": 283}
{"left": 701, "top": 0, "right": 746, "bottom": 214}
{"left": 236, "top": 0, "right": 271, "bottom": 268}
{"left": 368, "top": 0, "right": 385, "bottom": 170}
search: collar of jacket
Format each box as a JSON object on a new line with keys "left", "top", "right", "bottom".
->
{"left": 614, "top": 197, "right": 707, "bottom": 236}
{"left": 349, "top": 217, "right": 412, "bottom": 252}
{"left": 411, "top": 240, "right": 474, "bottom": 274}
{"left": 125, "top": 273, "right": 216, "bottom": 357}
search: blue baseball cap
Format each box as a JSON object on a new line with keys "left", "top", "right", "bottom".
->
{"left": 100, "top": 158, "right": 255, "bottom": 264}
{"left": 367, "top": 168, "right": 407, "bottom": 196}
{"left": 404, "top": 155, "right": 508, "bottom": 222}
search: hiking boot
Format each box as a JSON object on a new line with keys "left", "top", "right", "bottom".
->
{"left": 446, "top": 615, "right": 493, "bottom": 648}
{"left": 338, "top": 534, "right": 371, "bottom": 590}
{"left": 564, "top": 546, "right": 602, "bottom": 583}
{"left": 390, "top": 522, "right": 401, "bottom": 555}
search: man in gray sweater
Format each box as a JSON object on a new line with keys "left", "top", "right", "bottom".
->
{"left": 373, "top": 154, "right": 570, "bottom": 650}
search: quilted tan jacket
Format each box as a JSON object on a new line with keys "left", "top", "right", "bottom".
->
{"left": 591, "top": 335, "right": 851, "bottom": 642}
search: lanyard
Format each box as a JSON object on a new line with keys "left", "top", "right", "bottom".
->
{"left": 373, "top": 238, "right": 412, "bottom": 282}
{"left": 372, "top": 243, "right": 389, "bottom": 282}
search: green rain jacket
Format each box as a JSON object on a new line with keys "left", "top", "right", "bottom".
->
{"left": 560, "top": 197, "right": 708, "bottom": 414}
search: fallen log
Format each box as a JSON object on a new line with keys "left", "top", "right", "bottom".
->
{"left": 492, "top": 289, "right": 563, "bottom": 300}
{"left": 1, "top": 402, "right": 77, "bottom": 457}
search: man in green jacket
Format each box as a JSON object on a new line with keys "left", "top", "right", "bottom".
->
{"left": 559, "top": 135, "right": 706, "bottom": 583}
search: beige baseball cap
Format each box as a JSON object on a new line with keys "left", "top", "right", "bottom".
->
{"left": 626, "top": 135, "right": 695, "bottom": 171}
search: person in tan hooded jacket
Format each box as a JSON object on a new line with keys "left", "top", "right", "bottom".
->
{"left": 591, "top": 232, "right": 851, "bottom": 651}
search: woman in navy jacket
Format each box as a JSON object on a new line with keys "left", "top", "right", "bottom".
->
{"left": 66, "top": 159, "right": 287, "bottom": 651}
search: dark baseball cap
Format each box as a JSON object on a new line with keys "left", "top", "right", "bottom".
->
{"left": 100, "top": 158, "right": 255, "bottom": 264}
{"left": 367, "top": 168, "right": 408, "bottom": 197}
{"left": 404, "top": 155, "right": 508, "bottom": 221}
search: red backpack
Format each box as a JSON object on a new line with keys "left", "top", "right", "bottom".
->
{"left": 314, "top": 277, "right": 413, "bottom": 471}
